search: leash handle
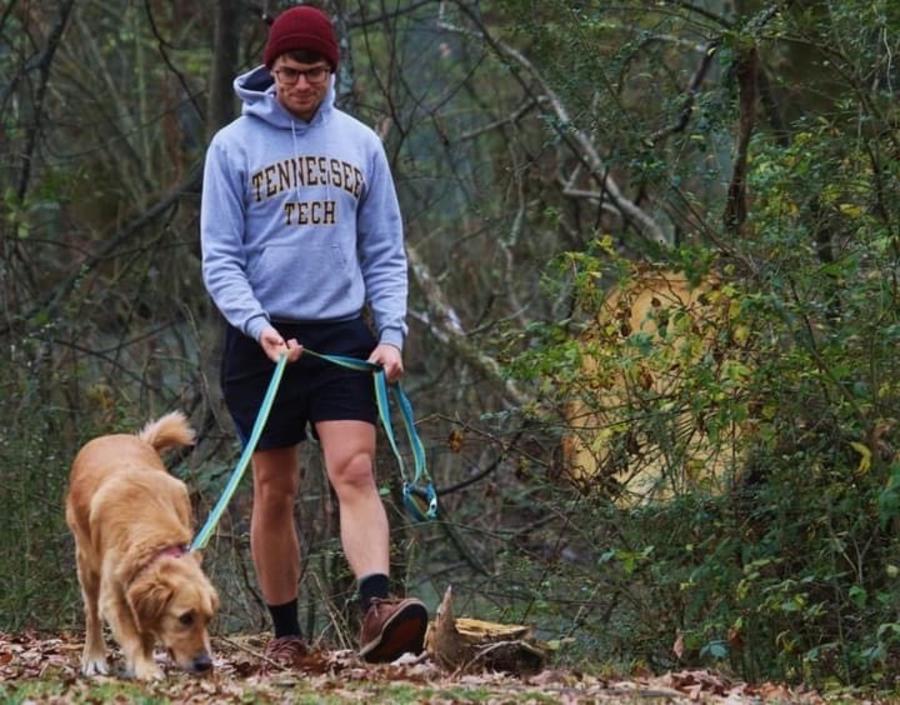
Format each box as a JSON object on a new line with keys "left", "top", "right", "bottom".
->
{"left": 403, "top": 481, "right": 438, "bottom": 522}
{"left": 372, "top": 369, "right": 438, "bottom": 522}
{"left": 306, "top": 347, "right": 437, "bottom": 522}
{"left": 191, "top": 354, "right": 288, "bottom": 551}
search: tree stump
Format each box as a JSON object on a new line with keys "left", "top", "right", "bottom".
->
{"left": 424, "top": 586, "right": 548, "bottom": 675}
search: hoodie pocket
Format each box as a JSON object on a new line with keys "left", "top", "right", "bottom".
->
{"left": 330, "top": 242, "right": 348, "bottom": 268}
{"left": 248, "top": 241, "right": 349, "bottom": 305}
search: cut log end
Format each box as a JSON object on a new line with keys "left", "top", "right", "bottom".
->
{"left": 425, "top": 585, "right": 549, "bottom": 675}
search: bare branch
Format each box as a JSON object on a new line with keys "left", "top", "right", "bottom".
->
{"left": 2, "top": 163, "right": 203, "bottom": 336}
{"left": 144, "top": 0, "right": 204, "bottom": 124}
{"left": 648, "top": 40, "right": 719, "bottom": 146}
{"left": 207, "top": 0, "right": 241, "bottom": 136}
{"left": 407, "top": 244, "right": 532, "bottom": 408}
{"left": 458, "top": 96, "right": 545, "bottom": 142}
{"left": 13, "top": 0, "right": 76, "bottom": 201}
{"left": 440, "top": 2, "right": 669, "bottom": 247}
{"left": 723, "top": 45, "right": 757, "bottom": 234}
{"left": 346, "top": 0, "right": 435, "bottom": 29}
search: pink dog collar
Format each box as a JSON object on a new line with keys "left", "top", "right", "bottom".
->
{"left": 130, "top": 544, "right": 189, "bottom": 585}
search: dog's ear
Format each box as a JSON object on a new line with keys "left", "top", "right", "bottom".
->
{"left": 127, "top": 577, "right": 173, "bottom": 631}
{"left": 203, "top": 585, "right": 220, "bottom": 618}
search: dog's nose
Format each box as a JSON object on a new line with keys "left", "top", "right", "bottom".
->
{"left": 192, "top": 653, "right": 213, "bottom": 673}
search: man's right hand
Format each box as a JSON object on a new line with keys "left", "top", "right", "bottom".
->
{"left": 259, "top": 325, "right": 303, "bottom": 363}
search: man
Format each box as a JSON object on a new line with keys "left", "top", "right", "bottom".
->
{"left": 200, "top": 5, "right": 427, "bottom": 667}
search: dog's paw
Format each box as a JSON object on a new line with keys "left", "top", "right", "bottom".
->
{"left": 81, "top": 656, "right": 109, "bottom": 677}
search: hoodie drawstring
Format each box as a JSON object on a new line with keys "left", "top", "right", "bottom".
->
{"left": 290, "top": 121, "right": 302, "bottom": 204}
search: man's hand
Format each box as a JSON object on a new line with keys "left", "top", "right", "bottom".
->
{"left": 259, "top": 325, "right": 303, "bottom": 363}
{"left": 368, "top": 343, "right": 404, "bottom": 383}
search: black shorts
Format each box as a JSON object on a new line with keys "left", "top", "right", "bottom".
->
{"left": 221, "top": 318, "right": 377, "bottom": 450}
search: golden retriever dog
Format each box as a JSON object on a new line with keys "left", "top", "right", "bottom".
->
{"left": 65, "top": 411, "right": 219, "bottom": 680}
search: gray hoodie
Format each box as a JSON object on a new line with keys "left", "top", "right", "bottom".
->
{"left": 201, "top": 65, "right": 407, "bottom": 349}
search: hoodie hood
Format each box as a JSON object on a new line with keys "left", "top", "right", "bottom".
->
{"left": 234, "top": 64, "right": 335, "bottom": 131}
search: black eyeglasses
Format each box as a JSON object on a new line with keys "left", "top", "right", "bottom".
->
{"left": 272, "top": 65, "right": 330, "bottom": 85}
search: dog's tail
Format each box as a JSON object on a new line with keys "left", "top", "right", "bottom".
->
{"left": 137, "top": 411, "right": 196, "bottom": 451}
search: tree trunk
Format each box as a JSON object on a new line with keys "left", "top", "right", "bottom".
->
{"left": 206, "top": 0, "right": 241, "bottom": 139}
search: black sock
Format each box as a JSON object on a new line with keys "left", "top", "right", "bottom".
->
{"left": 267, "top": 598, "right": 302, "bottom": 639}
{"left": 358, "top": 573, "right": 390, "bottom": 613}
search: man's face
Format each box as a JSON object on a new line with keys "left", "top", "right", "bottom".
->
{"left": 271, "top": 56, "right": 331, "bottom": 122}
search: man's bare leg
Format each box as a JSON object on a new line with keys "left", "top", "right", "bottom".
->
{"left": 317, "top": 420, "right": 426, "bottom": 662}
{"left": 316, "top": 420, "right": 389, "bottom": 576}
{"left": 250, "top": 445, "right": 308, "bottom": 668}
{"left": 251, "top": 445, "right": 302, "bottom": 604}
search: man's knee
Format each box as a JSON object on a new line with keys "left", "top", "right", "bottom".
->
{"left": 330, "top": 452, "right": 375, "bottom": 493}
{"left": 255, "top": 474, "right": 297, "bottom": 514}
{"left": 254, "top": 479, "right": 295, "bottom": 514}
{"left": 253, "top": 450, "right": 299, "bottom": 513}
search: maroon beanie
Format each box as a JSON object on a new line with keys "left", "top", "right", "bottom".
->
{"left": 263, "top": 6, "right": 339, "bottom": 70}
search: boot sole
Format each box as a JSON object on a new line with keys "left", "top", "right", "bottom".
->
{"left": 359, "top": 601, "right": 428, "bottom": 663}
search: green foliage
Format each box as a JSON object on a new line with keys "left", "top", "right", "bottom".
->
{"left": 2, "top": 0, "right": 898, "bottom": 695}
{"left": 498, "top": 0, "right": 900, "bottom": 690}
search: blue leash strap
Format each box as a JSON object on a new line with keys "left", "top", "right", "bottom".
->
{"left": 190, "top": 347, "right": 435, "bottom": 551}
{"left": 389, "top": 378, "right": 436, "bottom": 522}
{"left": 304, "top": 348, "right": 438, "bottom": 522}
{"left": 190, "top": 354, "right": 288, "bottom": 551}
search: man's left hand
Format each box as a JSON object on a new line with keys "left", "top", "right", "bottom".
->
{"left": 368, "top": 343, "right": 404, "bottom": 383}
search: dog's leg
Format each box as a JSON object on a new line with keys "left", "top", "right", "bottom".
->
{"left": 75, "top": 547, "right": 108, "bottom": 676}
{"left": 140, "top": 631, "right": 158, "bottom": 676}
{"left": 111, "top": 596, "right": 163, "bottom": 680}
{"left": 128, "top": 629, "right": 164, "bottom": 681}
{"left": 100, "top": 584, "right": 163, "bottom": 681}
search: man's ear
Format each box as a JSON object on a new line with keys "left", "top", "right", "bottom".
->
{"left": 127, "top": 577, "right": 173, "bottom": 631}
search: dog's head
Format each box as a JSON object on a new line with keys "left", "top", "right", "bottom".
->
{"left": 126, "top": 551, "right": 219, "bottom": 674}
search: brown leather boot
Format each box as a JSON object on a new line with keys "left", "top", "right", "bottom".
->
{"left": 358, "top": 596, "right": 428, "bottom": 663}
{"left": 262, "top": 635, "right": 309, "bottom": 673}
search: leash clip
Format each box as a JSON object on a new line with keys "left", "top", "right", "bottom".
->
{"left": 402, "top": 482, "right": 438, "bottom": 522}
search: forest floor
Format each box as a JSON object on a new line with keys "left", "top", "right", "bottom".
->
{"left": 0, "top": 631, "right": 890, "bottom": 704}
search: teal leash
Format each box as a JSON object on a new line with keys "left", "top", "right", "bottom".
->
{"left": 302, "top": 349, "right": 438, "bottom": 523}
{"left": 190, "top": 348, "right": 437, "bottom": 551}
{"left": 191, "top": 353, "right": 288, "bottom": 551}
